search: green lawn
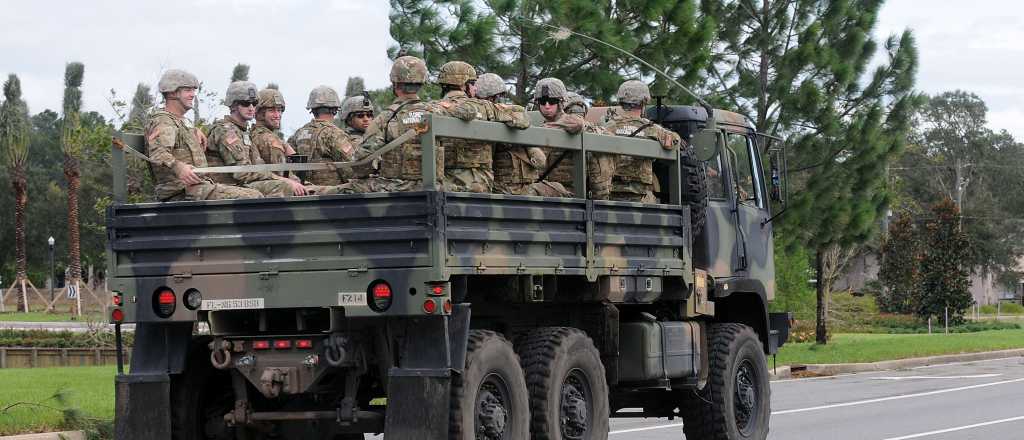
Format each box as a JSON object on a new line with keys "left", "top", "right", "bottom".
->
{"left": 0, "top": 366, "right": 115, "bottom": 435}
{"left": 0, "top": 311, "right": 103, "bottom": 323}
{"left": 776, "top": 329, "right": 1024, "bottom": 365}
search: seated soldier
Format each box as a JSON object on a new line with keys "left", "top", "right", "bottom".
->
{"left": 146, "top": 69, "right": 261, "bottom": 201}
{"left": 206, "top": 81, "right": 307, "bottom": 197}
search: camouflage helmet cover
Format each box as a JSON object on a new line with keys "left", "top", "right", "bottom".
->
{"left": 533, "top": 77, "right": 567, "bottom": 101}
{"left": 563, "top": 92, "right": 587, "bottom": 116}
{"left": 390, "top": 56, "right": 429, "bottom": 84}
{"left": 224, "top": 81, "right": 258, "bottom": 106}
{"left": 475, "top": 73, "right": 507, "bottom": 99}
{"left": 158, "top": 69, "right": 200, "bottom": 93}
{"left": 306, "top": 85, "right": 342, "bottom": 110}
{"left": 257, "top": 88, "right": 286, "bottom": 110}
{"left": 340, "top": 95, "right": 374, "bottom": 121}
{"left": 437, "top": 61, "right": 478, "bottom": 87}
{"left": 616, "top": 79, "right": 651, "bottom": 105}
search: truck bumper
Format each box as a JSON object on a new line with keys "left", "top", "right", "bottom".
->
{"left": 115, "top": 373, "right": 171, "bottom": 439}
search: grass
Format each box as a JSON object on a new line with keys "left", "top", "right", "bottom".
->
{"left": 0, "top": 365, "right": 116, "bottom": 435}
{"left": 776, "top": 328, "right": 1024, "bottom": 365}
{"left": 0, "top": 311, "right": 103, "bottom": 322}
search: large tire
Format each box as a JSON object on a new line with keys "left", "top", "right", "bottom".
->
{"left": 516, "top": 327, "right": 609, "bottom": 440}
{"left": 680, "top": 148, "right": 707, "bottom": 237}
{"left": 170, "top": 338, "right": 237, "bottom": 440}
{"left": 681, "top": 323, "right": 770, "bottom": 440}
{"left": 450, "top": 330, "right": 530, "bottom": 440}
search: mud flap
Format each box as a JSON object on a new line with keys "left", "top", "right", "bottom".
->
{"left": 115, "top": 373, "right": 170, "bottom": 439}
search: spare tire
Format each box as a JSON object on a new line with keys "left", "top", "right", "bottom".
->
{"left": 680, "top": 147, "right": 708, "bottom": 237}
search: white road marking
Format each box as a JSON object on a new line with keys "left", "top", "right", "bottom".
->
{"left": 773, "top": 377, "right": 1024, "bottom": 415}
{"left": 871, "top": 374, "right": 1002, "bottom": 381}
{"left": 772, "top": 356, "right": 1024, "bottom": 384}
{"left": 881, "top": 415, "right": 1024, "bottom": 440}
{"left": 610, "top": 423, "right": 683, "bottom": 435}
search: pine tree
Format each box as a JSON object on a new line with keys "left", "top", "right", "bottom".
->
{"left": 231, "top": 64, "right": 250, "bottom": 82}
{"left": 915, "top": 199, "right": 972, "bottom": 323}
{"left": 388, "top": 0, "right": 715, "bottom": 104}
{"left": 704, "top": 1, "right": 921, "bottom": 343}
{"left": 1, "top": 74, "right": 31, "bottom": 311}
{"left": 62, "top": 62, "right": 85, "bottom": 293}
{"left": 126, "top": 83, "right": 153, "bottom": 131}
{"left": 344, "top": 77, "right": 366, "bottom": 97}
{"left": 877, "top": 210, "right": 919, "bottom": 314}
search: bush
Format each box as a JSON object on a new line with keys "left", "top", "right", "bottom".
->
{"left": 788, "top": 319, "right": 827, "bottom": 343}
{"left": 771, "top": 243, "right": 816, "bottom": 321}
{"left": 0, "top": 329, "right": 133, "bottom": 348}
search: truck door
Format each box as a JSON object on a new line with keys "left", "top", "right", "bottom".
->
{"left": 692, "top": 130, "right": 739, "bottom": 277}
{"left": 725, "top": 133, "right": 775, "bottom": 297}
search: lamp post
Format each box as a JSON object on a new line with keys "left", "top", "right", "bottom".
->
{"left": 48, "top": 236, "right": 55, "bottom": 302}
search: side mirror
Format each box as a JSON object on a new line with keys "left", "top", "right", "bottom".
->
{"left": 757, "top": 133, "right": 788, "bottom": 225}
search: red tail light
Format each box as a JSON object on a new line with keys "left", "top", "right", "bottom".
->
{"left": 274, "top": 340, "right": 292, "bottom": 349}
{"left": 252, "top": 340, "right": 270, "bottom": 350}
{"left": 368, "top": 281, "right": 393, "bottom": 312}
{"left": 443, "top": 299, "right": 453, "bottom": 314}
{"left": 111, "top": 309, "right": 124, "bottom": 323}
{"left": 153, "top": 287, "right": 176, "bottom": 318}
{"left": 423, "top": 298, "right": 437, "bottom": 314}
{"left": 296, "top": 340, "right": 313, "bottom": 349}
{"left": 157, "top": 290, "right": 175, "bottom": 304}
{"left": 112, "top": 295, "right": 122, "bottom": 306}
{"left": 430, "top": 285, "right": 445, "bottom": 296}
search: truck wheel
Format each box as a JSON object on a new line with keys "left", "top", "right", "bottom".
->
{"left": 450, "top": 330, "right": 530, "bottom": 440}
{"left": 680, "top": 148, "right": 707, "bottom": 237}
{"left": 681, "top": 323, "right": 770, "bottom": 440}
{"left": 516, "top": 327, "right": 609, "bottom": 440}
{"left": 170, "top": 338, "right": 237, "bottom": 440}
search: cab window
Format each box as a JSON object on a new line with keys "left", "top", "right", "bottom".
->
{"left": 728, "top": 133, "right": 761, "bottom": 208}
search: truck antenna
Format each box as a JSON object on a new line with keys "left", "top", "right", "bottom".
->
{"left": 523, "top": 20, "right": 714, "bottom": 115}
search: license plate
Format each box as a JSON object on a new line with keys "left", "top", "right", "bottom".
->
{"left": 338, "top": 292, "right": 367, "bottom": 306}
{"left": 201, "top": 298, "right": 265, "bottom": 311}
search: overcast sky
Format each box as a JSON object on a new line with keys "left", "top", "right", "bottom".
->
{"left": 2, "top": 1, "right": 1022, "bottom": 138}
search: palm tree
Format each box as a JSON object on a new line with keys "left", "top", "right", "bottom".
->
{"left": 62, "top": 62, "right": 85, "bottom": 301}
{"left": 1, "top": 74, "right": 31, "bottom": 311}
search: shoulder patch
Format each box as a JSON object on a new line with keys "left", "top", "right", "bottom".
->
{"left": 225, "top": 132, "right": 240, "bottom": 146}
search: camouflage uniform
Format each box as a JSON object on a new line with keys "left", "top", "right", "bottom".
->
{"left": 252, "top": 88, "right": 292, "bottom": 175}
{"left": 146, "top": 109, "right": 261, "bottom": 201}
{"left": 534, "top": 78, "right": 615, "bottom": 199}
{"left": 603, "top": 80, "right": 680, "bottom": 203}
{"left": 339, "top": 95, "right": 376, "bottom": 179}
{"left": 206, "top": 117, "right": 292, "bottom": 197}
{"left": 287, "top": 86, "right": 356, "bottom": 186}
{"left": 347, "top": 56, "right": 473, "bottom": 193}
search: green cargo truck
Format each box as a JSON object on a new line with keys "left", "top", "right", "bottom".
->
{"left": 108, "top": 105, "right": 790, "bottom": 439}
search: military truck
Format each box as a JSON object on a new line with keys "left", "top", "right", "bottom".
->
{"left": 108, "top": 105, "right": 790, "bottom": 439}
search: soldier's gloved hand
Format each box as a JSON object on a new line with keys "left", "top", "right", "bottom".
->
{"left": 659, "top": 133, "right": 677, "bottom": 149}
{"left": 527, "top": 147, "right": 547, "bottom": 168}
{"left": 173, "top": 162, "right": 203, "bottom": 185}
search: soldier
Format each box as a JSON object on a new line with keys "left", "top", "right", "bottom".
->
{"left": 437, "top": 61, "right": 529, "bottom": 193}
{"left": 145, "top": 69, "right": 262, "bottom": 201}
{"left": 534, "top": 77, "right": 616, "bottom": 199}
{"left": 563, "top": 92, "right": 588, "bottom": 117}
{"left": 476, "top": 73, "right": 568, "bottom": 197}
{"left": 206, "top": 81, "right": 306, "bottom": 197}
{"left": 602, "top": 80, "right": 681, "bottom": 203}
{"left": 339, "top": 95, "right": 377, "bottom": 179}
{"left": 251, "top": 88, "right": 296, "bottom": 174}
{"left": 287, "top": 86, "right": 357, "bottom": 186}
{"left": 351, "top": 55, "right": 474, "bottom": 193}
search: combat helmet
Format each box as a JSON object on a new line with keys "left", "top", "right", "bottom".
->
{"left": 616, "top": 80, "right": 651, "bottom": 105}
{"left": 158, "top": 69, "right": 199, "bottom": 93}
{"left": 340, "top": 95, "right": 374, "bottom": 122}
{"left": 224, "top": 81, "right": 258, "bottom": 106}
{"left": 390, "top": 56, "right": 428, "bottom": 84}
{"left": 306, "top": 85, "right": 342, "bottom": 110}
{"left": 563, "top": 92, "right": 587, "bottom": 116}
{"left": 533, "top": 77, "right": 568, "bottom": 101}
{"left": 256, "top": 88, "right": 286, "bottom": 111}
{"left": 475, "top": 73, "right": 507, "bottom": 99}
{"left": 437, "top": 61, "right": 477, "bottom": 87}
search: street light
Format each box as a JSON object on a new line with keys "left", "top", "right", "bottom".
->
{"left": 48, "top": 236, "right": 55, "bottom": 302}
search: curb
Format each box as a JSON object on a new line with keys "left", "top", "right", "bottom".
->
{"left": 768, "top": 365, "right": 791, "bottom": 380}
{"left": 799, "top": 348, "right": 1024, "bottom": 376}
{"left": 0, "top": 432, "right": 85, "bottom": 440}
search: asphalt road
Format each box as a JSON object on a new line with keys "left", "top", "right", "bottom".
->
{"left": 608, "top": 356, "right": 1024, "bottom": 440}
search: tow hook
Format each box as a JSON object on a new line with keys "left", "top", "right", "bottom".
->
{"left": 324, "top": 333, "right": 349, "bottom": 367}
{"left": 209, "top": 340, "right": 232, "bottom": 370}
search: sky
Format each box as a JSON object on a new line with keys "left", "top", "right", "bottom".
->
{"left": 1, "top": 1, "right": 1023, "bottom": 138}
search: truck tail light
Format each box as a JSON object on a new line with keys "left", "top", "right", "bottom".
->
{"left": 252, "top": 340, "right": 270, "bottom": 350}
{"left": 296, "top": 339, "right": 313, "bottom": 349}
{"left": 112, "top": 294, "right": 122, "bottom": 306}
{"left": 274, "top": 340, "right": 292, "bottom": 349}
{"left": 423, "top": 298, "right": 437, "bottom": 314}
{"left": 153, "top": 287, "right": 176, "bottom": 318}
{"left": 429, "top": 284, "right": 445, "bottom": 296}
{"left": 368, "top": 281, "right": 393, "bottom": 312}
{"left": 111, "top": 309, "right": 124, "bottom": 323}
